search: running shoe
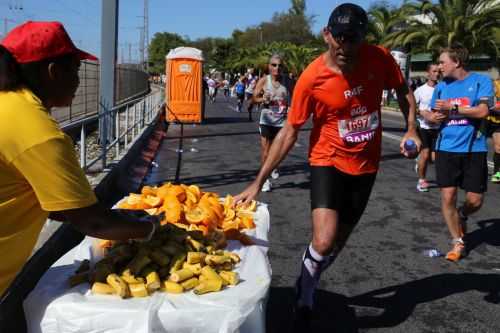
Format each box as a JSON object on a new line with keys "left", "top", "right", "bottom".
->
{"left": 271, "top": 169, "right": 279, "bottom": 179}
{"left": 261, "top": 179, "right": 272, "bottom": 192}
{"left": 417, "top": 179, "right": 429, "bottom": 192}
{"left": 491, "top": 172, "right": 500, "bottom": 183}
{"left": 445, "top": 238, "right": 465, "bottom": 262}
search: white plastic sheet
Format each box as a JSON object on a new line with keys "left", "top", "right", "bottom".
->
{"left": 24, "top": 203, "right": 271, "bottom": 333}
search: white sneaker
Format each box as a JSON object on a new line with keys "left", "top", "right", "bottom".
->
{"left": 271, "top": 169, "right": 279, "bottom": 179}
{"left": 261, "top": 179, "right": 272, "bottom": 192}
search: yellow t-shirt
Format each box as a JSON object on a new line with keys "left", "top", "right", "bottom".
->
{"left": 488, "top": 79, "right": 500, "bottom": 124}
{"left": 0, "top": 88, "right": 97, "bottom": 295}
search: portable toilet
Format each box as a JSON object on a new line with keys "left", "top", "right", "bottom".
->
{"left": 165, "top": 47, "right": 204, "bottom": 123}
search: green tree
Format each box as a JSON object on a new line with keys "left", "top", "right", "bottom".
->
{"left": 383, "top": 0, "right": 500, "bottom": 59}
{"left": 148, "top": 32, "right": 186, "bottom": 74}
{"left": 366, "top": 2, "right": 409, "bottom": 45}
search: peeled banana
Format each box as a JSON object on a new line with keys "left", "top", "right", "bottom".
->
{"left": 106, "top": 274, "right": 129, "bottom": 298}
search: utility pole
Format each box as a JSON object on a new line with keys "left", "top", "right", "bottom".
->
{"left": 128, "top": 43, "right": 132, "bottom": 63}
{"left": 99, "top": 0, "right": 119, "bottom": 146}
{"left": 137, "top": 0, "right": 149, "bottom": 70}
{"left": 138, "top": 26, "right": 144, "bottom": 66}
{"left": 143, "top": 0, "right": 149, "bottom": 70}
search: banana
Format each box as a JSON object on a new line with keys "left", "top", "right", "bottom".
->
{"left": 129, "top": 283, "right": 149, "bottom": 297}
{"left": 149, "top": 249, "right": 170, "bottom": 267}
{"left": 219, "top": 271, "right": 239, "bottom": 286}
{"left": 121, "top": 268, "right": 144, "bottom": 284}
{"left": 205, "top": 255, "right": 231, "bottom": 266}
{"left": 145, "top": 271, "right": 161, "bottom": 292}
{"left": 193, "top": 279, "right": 223, "bottom": 295}
{"left": 164, "top": 281, "right": 184, "bottom": 294}
{"left": 169, "top": 253, "right": 187, "bottom": 274}
{"left": 200, "top": 266, "right": 223, "bottom": 284}
{"left": 186, "top": 252, "right": 206, "bottom": 264}
{"left": 180, "top": 277, "right": 199, "bottom": 290}
{"left": 169, "top": 268, "right": 194, "bottom": 283}
{"left": 106, "top": 274, "right": 129, "bottom": 298}
{"left": 91, "top": 282, "right": 115, "bottom": 295}
{"left": 182, "top": 262, "right": 202, "bottom": 275}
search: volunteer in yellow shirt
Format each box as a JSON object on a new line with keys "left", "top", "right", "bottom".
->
{"left": 0, "top": 21, "right": 159, "bottom": 328}
{"left": 487, "top": 78, "right": 500, "bottom": 182}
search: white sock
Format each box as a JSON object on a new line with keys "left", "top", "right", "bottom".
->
{"left": 297, "top": 244, "right": 336, "bottom": 309}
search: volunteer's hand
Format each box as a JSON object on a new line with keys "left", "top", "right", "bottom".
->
{"left": 233, "top": 181, "right": 261, "bottom": 206}
{"left": 400, "top": 129, "right": 422, "bottom": 158}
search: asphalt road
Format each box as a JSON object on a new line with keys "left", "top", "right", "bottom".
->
{"left": 145, "top": 94, "right": 500, "bottom": 333}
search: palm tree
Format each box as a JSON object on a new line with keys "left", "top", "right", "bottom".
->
{"left": 367, "top": 4, "right": 410, "bottom": 45}
{"left": 383, "top": 0, "right": 500, "bottom": 59}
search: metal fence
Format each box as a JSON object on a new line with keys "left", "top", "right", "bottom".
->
{"left": 52, "top": 61, "right": 150, "bottom": 125}
{"left": 62, "top": 88, "right": 164, "bottom": 172}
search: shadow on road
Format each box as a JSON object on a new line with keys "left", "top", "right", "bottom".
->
{"left": 266, "top": 273, "right": 500, "bottom": 332}
{"left": 382, "top": 126, "right": 406, "bottom": 133}
{"left": 466, "top": 218, "right": 500, "bottom": 252}
{"left": 177, "top": 163, "right": 310, "bottom": 189}
{"left": 204, "top": 117, "right": 255, "bottom": 124}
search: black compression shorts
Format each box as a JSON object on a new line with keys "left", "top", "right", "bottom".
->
{"left": 418, "top": 127, "right": 439, "bottom": 150}
{"left": 310, "top": 166, "right": 377, "bottom": 225}
{"left": 487, "top": 122, "right": 500, "bottom": 137}
{"left": 259, "top": 125, "right": 281, "bottom": 140}
{"left": 435, "top": 151, "right": 488, "bottom": 193}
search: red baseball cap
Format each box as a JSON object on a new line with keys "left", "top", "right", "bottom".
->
{"left": 0, "top": 21, "right": 97, "bottom": 64}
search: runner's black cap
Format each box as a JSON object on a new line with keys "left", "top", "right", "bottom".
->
{"left": 327, "top": 3, "right": 368, "bottom": 37}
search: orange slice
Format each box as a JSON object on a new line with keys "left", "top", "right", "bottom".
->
{"left": 156, "top": 183, "right": 172, "bottom": 198}
{"left": 127, "top": 193, "right": 143, "bottom": 205}
{"left": 143, "top": 195, "right": 162, "bottom": 208}
{"left": 144, "top": 208, "right": 159, "bottom": 215}
{"left": 224, "top": 208, "right": 236, "bottom": 221}
{"left": 185, "top": 207, "right": 206, "bottom": 224}
{"left": 141, "top": 185, "right": 158, "bottom": 196}
{"left": 187, "top": 185, "right": 201, "bottom": 199}
{"left": 185, "top": 190, "right": 198, "bottom": 204}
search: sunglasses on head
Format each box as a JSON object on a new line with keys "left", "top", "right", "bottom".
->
{"left": 270, "top": 63, "right": 283, "bottom": 68}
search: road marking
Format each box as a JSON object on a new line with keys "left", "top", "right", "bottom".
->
{"left": 382, "top": 131, "right": 494, "bottom": 169}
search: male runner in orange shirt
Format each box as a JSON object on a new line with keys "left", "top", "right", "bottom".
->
{"left": 234, "top": 3, "right": 420, "bottom": 330}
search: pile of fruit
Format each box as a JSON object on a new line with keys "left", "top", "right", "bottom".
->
{"left": 117, "top": 182, "right": 256, "bottom": 238}
{"left": 69, "top": 224, "right": 242, "bottom": 298}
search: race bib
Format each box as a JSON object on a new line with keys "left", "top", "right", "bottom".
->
{"left": 270, "top": 99, "right": 288, "bottom": 114}
{"left": 338, "top": 112, "right": 379, "bottom": 143}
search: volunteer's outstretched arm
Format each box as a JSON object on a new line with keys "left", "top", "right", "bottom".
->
{"left": 60, "top": 203, "right": 156, "bottom": 240}
{"left": 234, "top": 122, "right": 299, "bottom": 204}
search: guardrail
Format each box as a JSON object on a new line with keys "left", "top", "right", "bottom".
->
{"left": 62, "top": 87, "right": 164, "bottom": 172}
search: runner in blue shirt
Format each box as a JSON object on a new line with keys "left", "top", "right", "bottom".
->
{"left": 430, "top": 45, "right": 494, "bottom": 261}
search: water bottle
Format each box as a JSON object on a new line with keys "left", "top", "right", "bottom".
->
{"left": 404, "top": 139, "right": 418, "bottom": 158}
{"left": 422, "top": 248, "right": 443, "bottom": 257}
{"left": 404, "top": 139, "right": 417, "bottom": 154}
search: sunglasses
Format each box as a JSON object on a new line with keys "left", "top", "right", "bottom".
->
{"left": 329, "top": 28, "right": 364, "bottom": 44}
{"left": 270, "top": 63, "right": 283, "bottom": 68}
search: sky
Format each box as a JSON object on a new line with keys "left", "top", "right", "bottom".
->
{"left": 0, "top": 0, "right": 403, "bottom": 62}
